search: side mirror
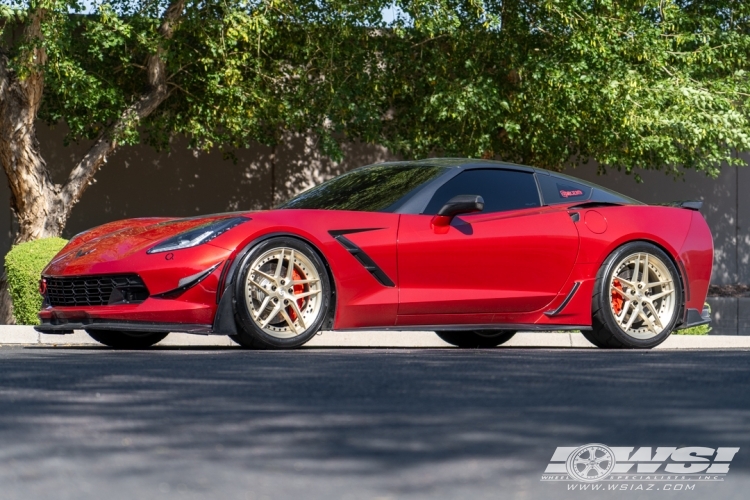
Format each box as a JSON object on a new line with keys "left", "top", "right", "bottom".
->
{"left": 432, "top": 195, "right": 484, "bottom": 227}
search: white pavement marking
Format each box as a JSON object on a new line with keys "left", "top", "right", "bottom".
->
{"left": 1, "top": 326, "right": 750, "bottom": 348}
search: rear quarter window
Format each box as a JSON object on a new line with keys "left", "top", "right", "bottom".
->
{"left": 537, "top": 174, "right": 592, "bottom": 205}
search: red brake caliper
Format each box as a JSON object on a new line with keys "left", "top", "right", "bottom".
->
{"left": 611, "top": 279, "right": 624, "bottom": 315}
{"left": 287, "top": 269, "right": 306, "bottom": 321}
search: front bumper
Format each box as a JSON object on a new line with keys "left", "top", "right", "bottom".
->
{"left": 37, "top": 288, "right": 218, "bottom": 335}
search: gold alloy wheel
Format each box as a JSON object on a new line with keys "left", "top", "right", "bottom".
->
{"left": 609, "top": 252, "right": 677, "bottom": 340}
{"left": 244, "top": 247, "right": 323, "bottom": 339}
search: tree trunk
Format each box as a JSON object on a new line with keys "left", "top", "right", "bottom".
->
{"left": 0, "top": 0, "right": 185, "bottom": 323}
{"left": 0, "top": 9, "right": 58, "bottom": 323}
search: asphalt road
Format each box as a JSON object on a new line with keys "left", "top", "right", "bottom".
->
{"left": 0, "top": 347, "right": 749, "bottom": 500}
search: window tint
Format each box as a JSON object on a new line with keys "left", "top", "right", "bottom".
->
{"left": 423, "top": 169, "right": 541, "bottom": 215}
{"left": 537, "top": 174, "right": 592, "bottom": 205}
{"left": 279, "top": 164, "right": 448, "bottom": 212}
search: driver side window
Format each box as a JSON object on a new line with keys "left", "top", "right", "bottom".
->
{"left": 423, "top": 169, "right": 541, "bottom": 215}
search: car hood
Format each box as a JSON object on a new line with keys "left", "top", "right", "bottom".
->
{"left": 44, "top": 214, "right": 249, "bottom": 275}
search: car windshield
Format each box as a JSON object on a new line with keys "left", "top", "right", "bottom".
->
{"left": 278, "top": 164, "right": 449, "bottom": 212}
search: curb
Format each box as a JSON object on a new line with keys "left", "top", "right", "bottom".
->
{"left": 0, "top": 326, "right": 749, "bottom": 349}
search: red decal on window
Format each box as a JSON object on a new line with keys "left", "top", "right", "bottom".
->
{"left": 560, "top": 189, "right": 584, "bottom": 198}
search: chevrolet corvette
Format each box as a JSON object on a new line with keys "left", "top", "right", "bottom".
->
{"left": 36, "top": 159, "right": 713, "bottom": 349}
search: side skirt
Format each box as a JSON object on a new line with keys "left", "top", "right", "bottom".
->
{"left": 334, "top": 324, "right": 593, "bottom": 332}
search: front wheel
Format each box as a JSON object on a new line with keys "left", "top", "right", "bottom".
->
{"left": 232, "top": 237, "right": 332, "bottom": 349}
{"left": 589, "top": 242, "right": 683, "bottom": 349}
{"left": 436, "top": 330, "right": 516, "bottom": 348}
{"left": 86, "top": 329, "right": 168, "bottom": 349}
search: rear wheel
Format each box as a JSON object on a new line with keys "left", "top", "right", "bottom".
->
{"left": 232, "top": 237, "right": 331, "bottom": 349}
{"left": 436, "top": 330, "right": 516, "bottom": 348}
{"left": 589, "top": 242, "right": 683, "bottom": 349}
{"left": 85, "top": 330, "right": 168, "bottom": 349}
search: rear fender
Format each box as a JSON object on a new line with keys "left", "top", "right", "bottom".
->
{"left": 677, "top": 211, "right": 713, "bottom": 313}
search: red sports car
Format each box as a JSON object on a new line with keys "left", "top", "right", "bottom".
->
{"left": 36, "top": 159, "right": 712, "bottom": 349}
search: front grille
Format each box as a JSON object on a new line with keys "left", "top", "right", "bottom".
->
{"left": 45, "top": 275, "right": 149, "bottom": 307}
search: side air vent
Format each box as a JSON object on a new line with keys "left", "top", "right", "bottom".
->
{"left": 329, "top": 229, "right": 395, "bottom": 287}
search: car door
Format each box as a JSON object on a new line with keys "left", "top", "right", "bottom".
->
{"left": 397, "top": 169, "right": 579, "bottom": 317}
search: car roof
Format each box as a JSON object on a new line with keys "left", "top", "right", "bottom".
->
{"left": 372, "top": 158, "right": 536, "bottom": 173}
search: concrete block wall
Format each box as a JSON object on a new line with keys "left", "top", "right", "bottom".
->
{"left": 706, "top": 297, "right": 750, "bottom": 335}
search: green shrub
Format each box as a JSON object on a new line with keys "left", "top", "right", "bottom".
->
{"left": 676, "top": 324, "right": 711, "bottom": 335}
{"left": 5, "top": 237, "right": 68, "bottom": 325}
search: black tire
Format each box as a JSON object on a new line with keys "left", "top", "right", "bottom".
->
{"left": 232, "top": 237, "right": 332, "bottom": 350}
{"left": 589, "top": 242, "right": 683, "bottom": 349}
{"left": 85, "top": 329, "right": 168, "bottom": 349}
{"left": 436, "top": 330, "right": 516, "bottom": 348}
{"left": 580, "top": 329, "right": 610, "bottom": 348}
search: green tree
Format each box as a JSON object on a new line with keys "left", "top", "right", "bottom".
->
{"left": 373, "top": 0, "right": 750, "bottom": 178}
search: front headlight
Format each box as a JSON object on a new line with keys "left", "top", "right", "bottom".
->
{"left": 147, "top": 217, "right": 249, "bottom": 254}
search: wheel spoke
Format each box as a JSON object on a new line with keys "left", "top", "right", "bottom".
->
{"left": 253, "top": 269, "right": 276, "bottom": 282}
{"left": 286, "top": 249, "right": 295, "bottom": 281}
{"left": 617, "top": 277, "right": 636, "bottom": 289}
{"left": 611, "top": 286, "right": 628, "bottom": 298}
{"left": 638, "top": 307, "right": 659, "bottom": 333}
{"left": 288, "top": 301, "right": 306, "bottom": 330}
{"left": 616, "top": 300, "right": 632, "bottom": 324}
{"left": 249, "top": 279, "right": 267, "bottom": 292}
{"left": 260, "top": 303, "right": 282, "bottom": 328}
{"left": 291, "top": 278, "right": 320, "bottom": 286}
{"left": 646, "top": 280, "right": 672, "bottom": 289}
{"left": 253, "top": 296, "right": 271, "bottom": 319}
{"left": 642, "top": 253, "right": 649, "bottom": 285}
{"left": 279, "top": 308, "right": 298, "bottom": 334}
{"left": 644, "top": 301, "right": 664, "bottom": 328}
{"left": 632, "top": 254, "right": 641, "bottom": 283}
{"left": 649, "top": 289, "right": 674, "bottom": 301}
{"left": 274, "top": 249, "right": 284, "bottom": 278}
{"left": 293, "top": 289, "right": 321, "bottom": 300}
{"left": 623, "top": 304, "right": 640, "bottom": 331}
